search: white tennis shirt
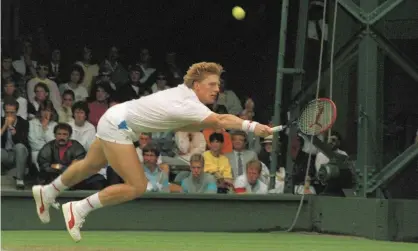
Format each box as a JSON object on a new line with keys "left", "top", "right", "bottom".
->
{"left": 118, "top": 84, "right": 213, "bottom": 133}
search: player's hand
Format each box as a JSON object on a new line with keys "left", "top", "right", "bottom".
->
{"left": 254, "top": 123, "right": 273, "bottom": 137}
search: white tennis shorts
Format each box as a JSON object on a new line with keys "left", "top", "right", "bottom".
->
{"left": 96, "top": 103, "right": 138, "bottom": 144}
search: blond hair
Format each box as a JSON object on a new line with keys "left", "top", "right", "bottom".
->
{"left": 246, "top": 159, "right": 262, "bottom": 173}
{"left": 183, "top": 62, "right": 223, "bottom": 88}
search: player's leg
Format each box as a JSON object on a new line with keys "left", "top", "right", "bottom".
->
{"left": 62, "top": 139, "right": 148, "bottom": 242}
{"left": 32, "top": 138, "right": 107, "bottom": 224}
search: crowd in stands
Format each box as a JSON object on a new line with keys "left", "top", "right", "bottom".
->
{"left": 2, "top": 30, "right": 348, "bottom": 195}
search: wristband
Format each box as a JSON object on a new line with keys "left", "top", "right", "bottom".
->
{"left": 241, "top": 120, "right": 251, "bottom": 132}
{"left": 248, "top": 121, "right": 258, "bottom": 132}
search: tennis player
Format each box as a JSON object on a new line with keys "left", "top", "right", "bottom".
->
{"left": 32, "top": 62, "right": 274, "bottom": 242}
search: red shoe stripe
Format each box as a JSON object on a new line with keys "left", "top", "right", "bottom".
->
{"left": 39, "top": 188, "right": 45, "bottom": 214}
{"left": 68, "top": 203, "right": 75, "bottom": 229}
{"left": 52, "top": 184, "right": 60, "bottom": 192}
{"left": 86, "top": 198, "right": 94, "bottom": 209}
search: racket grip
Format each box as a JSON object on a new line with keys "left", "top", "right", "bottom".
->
{"left": 271, "top": 125, "right": 286, "bottom": 133}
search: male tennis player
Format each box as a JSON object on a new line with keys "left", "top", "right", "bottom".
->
{"left": 32, "top": 62, "right": 274, "bottom": 242}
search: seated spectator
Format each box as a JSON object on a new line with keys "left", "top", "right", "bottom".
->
{"left": 234, "top": 160, "right": 268, "bottom": 194}
{"left": 57, "top": 90, "right": 75, "bottom": 123}
{"left": 1, "top": 78, "right": 28, "bottom": 120}
{"left": 137, "top": 48, "right": 157, "bottom": 87}
{"left": 163, "top": 52, "right": 183, "bottom": 87}
{"left": 226, "top": 131, "right": 258, "bottom": 179}
{"left": 26, "top": 61, "right": 61, "bottom": 110}
{"left": 37, "top": 123, "right": 106, "bottom": 189}
{"left": 101, "top": 45, "right": 129, "bottom": 87}
{"left": 12, "top": 40, "right": 37, "bottom": 79}
{"left": 151, "top": 72, "right": 170, "bottom": 93}
{"left": 238, "top": 109, "right": 261, "bottom": 153}
{"left": 47, "top": 48, "right": 65, "bottom": 84}
{"left": 96, "top": 66, "right": 116, "bottom": 90}
{"left": 143, "top": 143, "right": 169, "bottom": 193}
{"left": 181, "top": 154, "right": 217, "bottom": 194}
{"left": 152, "top": 131, "right": 175, "bottom": 157}
{"left": 214, "top": 75, "right": 242, "bottom": 115}
{"left": 75, "top": 45, "right": 100, "bottom": 92}
{"left": 203, "top": 133, "right": 233, "bottom": 191}
{"left": 1, "top": 98, "right": 29, "bottom": 189}
{"left": 202, "top": 128, "right": 233, "bottom": 154}
{"left": 2, "top": 54, "right": 25, "bottom": 97}
{"left": 315, "top": 131, "right": 348, "bottom": 173}
{"left": 175, "top": 131, "right": 206, "bottom": 160}
{"left": 162, "top": 131, "right": 205, "bottom": 166}
{"left": 136, "top": 133, "right": 163, "bottom": 164}
{"left": 68, "top": 101, "right": 96, "bottom": 150}
{"left": 268, "top": 167, "right": 286, "bottom": 194}
{"left": 117, "top": 65, "right": 151, "bottom": 102}
{"left": 28, "top": 100, "right": 58, "bottom": 168}
{"left": 27, "top": 83, "right": 57, "bottom": 120}
{"left": 59, "top": 64, "right": 88, "bottom": 102}
{"left": 88, "top": 81, "right": 111, "bottom": 128}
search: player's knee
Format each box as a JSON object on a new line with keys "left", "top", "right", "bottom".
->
{"left": 130, "top": 178, "right": 148, "bottom": 198}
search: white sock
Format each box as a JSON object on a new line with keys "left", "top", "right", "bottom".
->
{"left": 43, "top": 176, "right": 68, "bottom": 201}
{"left": 74, "top": 192, "right": 103, "bottom": 218}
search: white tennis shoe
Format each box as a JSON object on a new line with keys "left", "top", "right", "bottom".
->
{"left": 32, "top": 185, "right": 60, "bottom": 224}
{"left": 62, "top": 202, "right": 85, "bottom": 242}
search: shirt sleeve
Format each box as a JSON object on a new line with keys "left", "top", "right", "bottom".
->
{"left": 175, "top": 99, "right": 213, "bottom": 123}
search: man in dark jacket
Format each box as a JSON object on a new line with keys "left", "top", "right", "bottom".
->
{"left": 37, "top": 123, "right": 106, "bottom": 189}
{"left": 1, "top": 97, "right": 29, "bottom": 189}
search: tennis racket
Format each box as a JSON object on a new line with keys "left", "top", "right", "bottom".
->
{"left": 271, "top": 98, "right": 337, "bottom": 136}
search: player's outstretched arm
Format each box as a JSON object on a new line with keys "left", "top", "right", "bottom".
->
{"left": 201, "top": 113, "right": 273, "bottom": 137}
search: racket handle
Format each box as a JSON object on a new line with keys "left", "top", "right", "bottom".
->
{"left": 271, "top": 125, "right": 286, "bottom": 133}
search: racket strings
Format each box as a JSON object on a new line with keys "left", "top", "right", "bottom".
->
{"left": 299, "top": 101, "right": 334, "bottom": 135}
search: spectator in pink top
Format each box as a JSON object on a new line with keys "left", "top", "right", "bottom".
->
{"left": 87, "top": 82, "right": 112, "bottom": 128}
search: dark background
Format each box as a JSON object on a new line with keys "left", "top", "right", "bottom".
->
{"left": 19, "top": 0, "right": 301, "bottom": 123}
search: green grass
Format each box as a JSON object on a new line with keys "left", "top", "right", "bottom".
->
{"left": 2, "top": 231, "right": 417, "bottom": 251}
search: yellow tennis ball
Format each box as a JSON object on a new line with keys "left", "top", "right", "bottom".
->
{"left": 232, "top": 6, "right": 246, "bottom": 20}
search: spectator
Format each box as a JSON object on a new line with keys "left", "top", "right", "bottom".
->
{"left": 202, "top": 133, "right": 233, "bottom": 189}
{"left": 59, "top": 64, "right": 88, "bottom": 102}
{"left": 203, "top": 128, "right": 233, "bottom": 154}
{"left": 213, "top": 75, "right": 242, "bottom": 115}
{"left": 143, "top": 143, "right": 169, "bottom": 193}
{"left": 136, "top": 133, "right": 162, "bottom": 164}
{"left": 151, "top": 72, "right": 170, "bottom": 93}
{"left": 75, "top": 46, "right": 99, "bottom": 92}
{"left": 37, "top": 123, "right": 105, "bottom": 190}
{"left": 117, "top": 65, "right": 150, "bottom": 102}
{"left": 137, "top": 48, "right": 157, "bottom": 87}
{"left": 225, "top": 131, "right": 258, "bottom": 179}
{"left": 1, "top": 78, "right": 28, "bottom": 120}
{"left": 12, "top": 40, "right": 37, "bottom": 79}
{"left": 101, "top": 45, "right": 129, "bottom": 87}
{"left": 174, "top": 131, "right": 206, "bottom": 162}
{"left": 163, "top": 52, "right": 183, "bottom": 87}
{"left": 28, "top": 100, "right": 58, "bottom": 169}
{"left": 180, "top": 154, "right": 217, "bottom": 194}
{"left": 1, "top": 97, "right": 29, "bottom": 189}
{"left": 48, "top": 48, "right": 65, "bottom": 83}
{"left": 234, "top": 160, "right": 268, "bottom": 194}
{"left": 57, "top": 90, "right": 75, "bottom": 123}
{"left": 96, "top": 66, "right": 116, "bottom": 90}
{"left": 315, "top": 131, "right": 347, "bottom": 172}
{"left": 88, "top": 82, "right": 111, "bottom": 128}
{"left": 27, "top": 83, "right": 57, "bottom": 120}
{"left": 26, "top": 61, "right": 61, "bottom": 111}
{"left": 238, "top": 109, "right": 261, "bottom": 153}
{"left": 68, "top": 101, "right": 96, "bottom": 150}
{"left": 2, "top": 54, "right": 25, "bottom": 97}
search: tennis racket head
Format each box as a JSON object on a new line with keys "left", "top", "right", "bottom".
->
{"left": 298, "top": 98, "right": 337, "bottom": 136}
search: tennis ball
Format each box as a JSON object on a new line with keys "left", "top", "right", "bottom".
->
{"left": 232, "top": 6, "right": 246, "bottom": 20}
